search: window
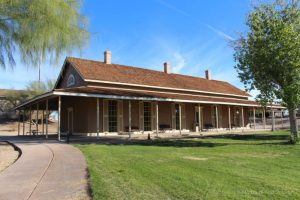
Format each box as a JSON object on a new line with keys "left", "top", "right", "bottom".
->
{"left": 175, "top": 104, "right": 180, "bottom": 130}
{"left": 108, "top": 100, "right": 118, "bottom": 132}
{"left": 67, "top": 74, "right": 75, "bottom": 87}
{"left": 144, "top": 102, "right": 151, "bottom": 131}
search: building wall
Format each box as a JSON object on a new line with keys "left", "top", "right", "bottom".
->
{"left": 60, "top": 96, "right": 251, "bottom": 134}
{"left": 123, "top": 100, "right": 139, "bottom": 130}
{"left": 202, "top": 105, "right": 212, "bottom": 127}
{"left": 61, "top": 96, "right": 102, "bottom": 133}
{"left": 185, "top": 103, "right": 195, "bottom": 131}
{"left": 157, "top": 101, "right": 172, "bottom": 127}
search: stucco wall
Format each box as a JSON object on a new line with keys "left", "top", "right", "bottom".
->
{"left": 61, "top": 96, "right": 102, "bottom": 133}
{"left": 60, "top": 97, "right": 250, "bottom": 134}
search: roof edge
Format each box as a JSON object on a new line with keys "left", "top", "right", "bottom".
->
{"left": 85, "top": 79, "right": 251, "bottom": 98}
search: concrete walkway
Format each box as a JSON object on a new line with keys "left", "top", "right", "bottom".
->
{"left": 0, "top": 136, "right": 90, "bottom": 200}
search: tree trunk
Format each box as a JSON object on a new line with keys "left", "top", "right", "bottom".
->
{"left": 288, "top": 108, "right": 299, "bottom": 140}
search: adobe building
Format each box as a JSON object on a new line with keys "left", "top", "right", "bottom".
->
{"left": 15, "top": 51, "right": 283, "bottom": 140}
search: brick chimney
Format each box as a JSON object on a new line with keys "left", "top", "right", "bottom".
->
{"left": 164, "top": 62, "right": 171, "bottom": 74}
{"left": 104, "top": 50, "right": 111, "bottom": 64}
{"left": 205, "top": 70, "right": 211, "bottom": 80}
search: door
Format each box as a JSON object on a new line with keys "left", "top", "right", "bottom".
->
{"left": 67, "top": 108, "right": 73, "bottom": 135}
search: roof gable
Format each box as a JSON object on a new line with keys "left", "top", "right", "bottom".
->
{"left": 54, "top": 59, "right": 86, "bottom": 89}
{"left": 67, "top": 57, "right": 250, "bottom": 97}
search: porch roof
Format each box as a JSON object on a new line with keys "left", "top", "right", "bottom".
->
{"left": 15, "top": 86, "right": 284, "bottom": 110}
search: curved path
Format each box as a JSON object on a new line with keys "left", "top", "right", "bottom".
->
{"left": 0, "top": 137, "right": 90, "bottom": 200}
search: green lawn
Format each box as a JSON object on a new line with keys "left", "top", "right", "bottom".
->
{"left": 76, "top": 131, "right": 300, "bottom": 200}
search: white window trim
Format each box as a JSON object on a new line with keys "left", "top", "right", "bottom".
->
{"left": 67, "top": 74, "right": 75, "bottom": 87}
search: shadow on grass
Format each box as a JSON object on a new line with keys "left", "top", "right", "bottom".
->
{"left": 70, "top": 133, "right": 291, "bottom": 148}
{"left": 70, "top": 137, "right": 226, "bottom": 148}
{"left": 5, "top": 133, "right": 291, "bottom": 148}
{"left": 201, "top": 134, "right": 290, "bottom": 141}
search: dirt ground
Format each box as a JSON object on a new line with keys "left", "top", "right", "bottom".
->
{"left": 0, "top": 141, "right": 19, "bottom": 172}
{"left": 0, "top": 121, "right": 58, "bottom": 136}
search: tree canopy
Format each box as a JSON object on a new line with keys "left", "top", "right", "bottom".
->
{"left": 0, "top": 0, "right": 88, "bottom": 69}
{"left": 0, "top": 79, "right": 55, "bottom": 112}
{"left": 233, "top": 0, "right": 300, "bottom": 143}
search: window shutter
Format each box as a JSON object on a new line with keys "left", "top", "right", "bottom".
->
{"left": 211, "top": 105, "right": 216, "bottom": 127}
{"left": 171, "top": 103, "right": 176, "bottom": 130}
{"left": 218, "top": 106, "right": 223, "bottom": 128}
{"left": 103, "top": 99, "right": 108, "bottom": 132}
{"left": 139, "top": 101, "right": 144, "bottom": 131}
{"left": 151, "top": 102, "right": 157, "bottom": 131}
{"left": 181, "top": 104, "right": 186, "bottom": 130}
{"left": 117, "top": 100, "right": 123, "bottom": 132}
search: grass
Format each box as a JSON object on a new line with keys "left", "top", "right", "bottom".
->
{"left": 76, "top": 131, "right": 300, "bottom": 200}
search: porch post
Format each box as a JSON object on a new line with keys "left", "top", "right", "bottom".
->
{"left": 36, "top": 103, "right": 39, "bottom": 134}
{"left": 271, "top": 107, "right": 275, "bottom": 132}
{"left": 46, "top": 99, "right": 48, "bottom": 139}
{"left": 281, "top": 109, "right": 284, "bottom": 128}
{"left": 58, "top": 96, "right": 61, "bottom": 141}
{"left": 29, "top": 106, "right": 32, "bottom": 135}
{"left": 241, "top": 106, "right": 244, "bottom": 131}
{"left": 228, "top": 106, "right": 231, "bottom": 130}
{"left": 97, "top": 98, "right": 99, "bottom": 139}
{"left": 23, "top": 109, "right": 25, "bottom": 135}
{"left": 253, "top": 107, "right": 256, "bottom": 130}
{"left": 179, "top": 104, "right": 182, "bottom": 135}
{"left": 263, "top": 108, "right": 266, "bottom": 129}
{"left": 128, "top": 100, "right": 132, "bottom": 138}
{"left": 156, "top": 102, "right": 159, "bottom": 136}
{"left": 198, "top": 104, "right": 201, "bottom": 132}
{"left": 215, "top": 106, "right": 219, "bottom": 129}
{"left": 42, "top": 109, "right": 44, "bottom": 135}
{"left": 17, "top": 110, "right": 20, "bottom": 136}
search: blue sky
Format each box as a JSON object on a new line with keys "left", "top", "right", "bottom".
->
{"left": 0, "top": 0, "right": 256, "bottom": 95}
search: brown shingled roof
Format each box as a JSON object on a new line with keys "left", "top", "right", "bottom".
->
{"left": 55, "top": 86, "right": 258, "bottom": 106}
{"left": 67, "top": 57, "right": 250, "bottom": 97}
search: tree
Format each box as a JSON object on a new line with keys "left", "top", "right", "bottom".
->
{"left": 25, "top": 79, "right": 55, "bottom": 98}
{"left": 2, "top": 79, "right": 55, "bottom": 111}
{"left": 0, "top": 89, "right": 27, "bottom": 112}
{"left": 0, "top": 0, "right": 88, "bottom": 69}
{"left": 233, "top": 0, "right": 300, "bottom": 143}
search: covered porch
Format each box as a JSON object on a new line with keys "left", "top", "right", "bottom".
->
{"left": 14, "top": 89, "right": 285, "bottom": 141}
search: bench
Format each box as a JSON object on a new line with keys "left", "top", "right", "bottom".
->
{"left": 204, "top": 123, "right": 213, "bottom": 129}
{"left": 125, "top": 126, "right": 139, "bottom": 132}
{"left": 26, "top": 129, "right": 42, "bottom": 135}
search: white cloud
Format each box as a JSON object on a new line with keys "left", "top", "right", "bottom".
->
{"left": 172, "top": 52, "right": 186, "bottom": 73}
{"left": 155, "top": 0, "right": 235, "bottom": 41}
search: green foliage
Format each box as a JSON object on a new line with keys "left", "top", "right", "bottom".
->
{"left": 0, "top": 89, "right": 27, "bottom": 111}
{"left": 25, "top": 79, "right": 55, "bottom": 98}
{"left": 233, "top": 0, "right": 300, "bottom": 110}
{"left": 3, "top": 79, "right": 55, "bottom": 109}
{"left": 0, "top": 0, "right": 89, "bottom": 69}
{"left": 233, "top": 0, "right": 300, "bottom": 141}
{"left": 290, "top": 132, "right": 300, "bottom": 144}
{"left": 77, "top": 131, "right": 300, "bottom": 199}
